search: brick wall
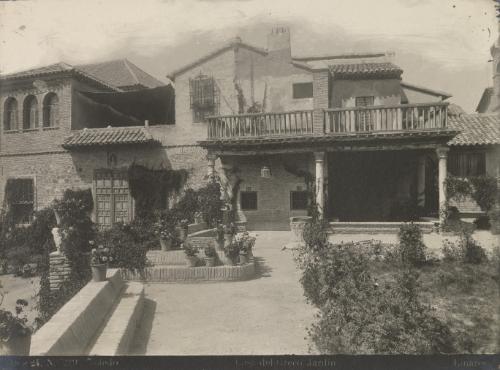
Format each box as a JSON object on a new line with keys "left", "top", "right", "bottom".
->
{"left": 0, "top": 144, "right": 212, "bottom": 220}
{"left": 313, "top": 70, "right": 329, "bottom": 133}
{"left": 0, "top": 77, "right": 73, "bottom": 154}
{"left": 222, "top": 154, "right": 313, "bottom": 230}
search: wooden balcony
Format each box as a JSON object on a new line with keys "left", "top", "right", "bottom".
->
{"left": 207, "top": 110, "right": 314, "bottom": 139}
{"left": 205, "top": 103, "right": 448, "bottom": 140}
{"left": 324, "top": 102, "right": 448, "bottom": 134}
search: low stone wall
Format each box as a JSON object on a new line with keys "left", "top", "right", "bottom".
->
{"left": 121, "top": 261, "right": 256, "bottom": 282}
{"left": 147, "top": 250, "right": 187, "bottom": 265}
{"left": 30, "top": 269, "right": 124, "bottom": 355}
{"left": 48, "top": 252, "right": 72, "bottom": 291}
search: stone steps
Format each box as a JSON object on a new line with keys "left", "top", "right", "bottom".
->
{"left": 88, "top": 282, "right": 145, "bottom": 355}
{"left": 329, "top": 222, "right": 436, "bottom": 234}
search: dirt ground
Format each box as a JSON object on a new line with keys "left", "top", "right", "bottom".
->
{"left": 0, "top": 275, "right": 40, "bottom": 324}
{"left": 130, "top": 231, "right": 317, "bottom": 355}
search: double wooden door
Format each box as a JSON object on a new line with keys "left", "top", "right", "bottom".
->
{"left": 95, "top": 170, "right": 133, "bottom": 229}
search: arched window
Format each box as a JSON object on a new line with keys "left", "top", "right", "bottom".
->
{"left": 23, "top": 95, "right": 38, "bottom": 130}
{"left": 43, "top": 93, "right": 59, "bottom": 127}
{"left": 3, "top": 97, "right": 18, "bottom": 131}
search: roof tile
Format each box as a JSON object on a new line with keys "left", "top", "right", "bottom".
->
{"left": 62, "top": 127, "right": 159, "bottom": 149}
{"left": 329, "top": 62, "right": 403, "bottom": 78}
{"left": 448, "top": 113, "right": 500, "bottom": 146}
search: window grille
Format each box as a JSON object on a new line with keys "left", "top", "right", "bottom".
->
{"left": 189, "top": 75, "right": 219, "bottom": 122}
{"left": 6, "top": 178, "right": 34, "bottom": 224}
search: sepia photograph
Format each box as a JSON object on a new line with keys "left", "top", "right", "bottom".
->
{"left": 0, "top": 0, "right": 498, "bottom": 366}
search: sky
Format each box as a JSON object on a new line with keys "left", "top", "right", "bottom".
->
{"left": 0, "top": 0, "right": 497, "bottom": 112}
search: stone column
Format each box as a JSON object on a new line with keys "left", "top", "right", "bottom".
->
{"left": 436, "top": 147, "right": 450, "bottom": 224}
{"left": 315, "top": 152, "right": 326, "bottom": 218}
{"left": 417, "top": 155, "right": 426, "bottom": 208}
{"left": 207, "top": 152, "right": 217, "bottom": 178}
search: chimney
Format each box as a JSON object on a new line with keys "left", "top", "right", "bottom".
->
{"left": 267, "top": 26, "right": 292, "bottom": 61}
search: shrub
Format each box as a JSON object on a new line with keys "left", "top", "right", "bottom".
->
{"left": 307, "top": 267, "right": 455, "bottom": 354}
{"left": 302, "top": 218, "right": 329, "bottom": 251}
{"left": 398, "top": 223, "right": 427, "bottom": 267}
{"left": 488, "top": 209, "right": 500, "bottom": 235}
{"left": 197, "top": 181, "right": 223, "bottom": 227}
{"left": 5, "top": 246, "right": 31, "bottom": 276}
{"left": 462, "top": 235, "right": 487, "bottom": 265}
{"left": 441, "top": 239, "right": 464, "bottom": 262}
{"left": 473, "top": 215, "right": 491, "bottom": 230}
{"left": 183, "top": 241, "right": 198, "bottom": 257}
{"left": 204, "top": 245, "right": 216, "bottom": 258}
{"left": 469, "top": 176, "right": 498, "bottom": 212}
{"left": 96, "top": 223, "right": 148, "bottom": 273}
{"left": 172, "top": 189, "right": 199, "bottom": 224}
{"left": 0, "top": 299, "right": 33, "bottom": 342}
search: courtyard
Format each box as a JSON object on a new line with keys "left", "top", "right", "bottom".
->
{"left": 129, "top": 231, "right": 317, "bottom": 355}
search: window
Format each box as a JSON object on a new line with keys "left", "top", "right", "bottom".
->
{"left": 23, "top": 95, "right": 38, "bottom": 130}
{"left": 449, "top": 152, "right": 486, "bottom": 177}
{"left": 43, "top": 93, "right": 59, "bottom": 127}
{"left": 5, "top": 178, "right": 35, "bottom": 225}
{"left": 290, "top": 191, "right": 308, "bottom": 210}
{"left": 189, "top": 75, "right": 219, "bottom": 122}
{"left": 355, "top": 96, "right": 374, "bottom": 131}
{"left": 292, "top": 82, "right": 313, "bottom": 99}
{"left": 3, "top": 97, "right": 18, "bottom": 131}
{"left": 240, "top": 191, "right": 257, "bottom": 211}
{"left": 94, "top": 170, "right": 132, "bottom": 229}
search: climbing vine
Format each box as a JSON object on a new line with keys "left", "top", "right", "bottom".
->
{"left": 445, "top": 175, "right": 498, "bottom": 212}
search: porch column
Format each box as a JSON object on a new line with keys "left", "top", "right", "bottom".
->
{"left": 207, "top": 152, "right": 217, "bottom": 178}
{"left": 417, "top": 155, "right": 426, "bottom": 207}
{"left": 314, "top": 152, "right": 326, "bottom": 218}
{"left": 436, "top": 147, "right": 449, "bottom": 224}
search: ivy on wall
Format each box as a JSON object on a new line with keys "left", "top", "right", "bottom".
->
{"left": 127, "top": 164, "right": 188, "bottom": 220}
{"left": 445, "top": 175, "right": 498, "bottom": 212}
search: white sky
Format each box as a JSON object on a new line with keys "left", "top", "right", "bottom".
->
{"left": 0, "top": 0, "right": 497, "bottom": 112}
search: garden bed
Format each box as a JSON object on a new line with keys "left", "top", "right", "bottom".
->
{"left": 120, "top": 260, "right": 256, "bottom": 282}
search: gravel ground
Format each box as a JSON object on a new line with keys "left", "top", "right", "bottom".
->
{"left": 130, "top": 231, "right": 317, "bottom": 355}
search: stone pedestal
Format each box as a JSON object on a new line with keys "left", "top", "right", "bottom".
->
{"left": 49, "top": 252, "right": 71, "bottom": 292}
{"left": 436, "top": 147, "right": 450, "bottom": 225}
{"left": 314, "top": 152, "right": 326, "bottom": 217}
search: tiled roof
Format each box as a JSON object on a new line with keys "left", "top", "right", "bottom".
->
{"left": 448, "top": 113, "right": 500, "bottom": 146}
{"left": 0, "top": 62, "right": 73, "bottom": 79}
{"left": 77, "top": 59, "right": 164, "bottom": 89}
{"left": 329, "top": 62, "right": 403, "bottom": 78}
{"left": 62, "top": 126, "right": 160, "bottom": 148}
{"left": 447, "top": 103, "right": 466, "bottom": 117}
{"left": 401, "top": 81, "right": 452, "bottom": 99}
{"left": 0, "top": 62, "right": 118, "bottom": 91}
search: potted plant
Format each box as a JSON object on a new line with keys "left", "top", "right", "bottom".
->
{"left": 204, "top": 245, "right": 217, "bottom": 267}
{"left": 237, "top": 232, "right": 256, "bottom": 263}
{"left": 153, "top": 211, "right": 175, "bottom": 251}
{"left": 215, "top": 223, "right": 225, "bottom": 251}
{"left": 90, "top": 242, "right": 114, "bottom": 282}
{"left": 223, "top": 222, "right": 236, "bottom": 248}
{"left": 183, "top": 241, "right": 199, "bottom": 267}
{"left": 178, "top": 219, "right": 190, "bottom": 241}
{"left": 0, "top": 299, "right": 33, "bottom": 355}
{"left": 224, "top": 241, "right": 240, "bottom": 266}
{"left": 194, "top": 211, "right": 204, "bottom": 224}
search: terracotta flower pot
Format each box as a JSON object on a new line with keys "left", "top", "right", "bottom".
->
{"left": 239, "top": 253, "right": 249, "bottom": 265}
{"left": 205, "top": 256, "right": 216, "bottom": 267}
{"left": 186, "top": 256, "right": 198, "bottom": 267}
{"left": 0, "top": 334, "right": 31, "bottom": 355}
{"left": 160, "top": 237, "right": 172, "bottom": 251}
{"left": 91, "top": 264, "right": 107, "bottom": 282}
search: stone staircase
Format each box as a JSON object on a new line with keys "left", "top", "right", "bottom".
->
{"left": 30, "top": 269, "right": 145, "bottom": 356}
{"left": 329, "top": 221, "right": 437, "bottom": 234}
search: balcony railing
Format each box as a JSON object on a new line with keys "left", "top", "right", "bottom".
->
{"left": 324, "top": 102, "right": 448, "bottom": 134}
{"left": 207, "top": 110, "right": 314, "bottom": 139}
{"left": 205, "top": 103, "right": 448, "bottom": 140}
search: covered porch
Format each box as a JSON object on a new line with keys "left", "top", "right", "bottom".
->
{"left": 202, "top": 134, "right": 455, "bottom": 230}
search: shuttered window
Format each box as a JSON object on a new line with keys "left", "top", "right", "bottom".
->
{"left": 240, "top": 191, "right": 258, "bottom": 211}
{"left": 449, "top": 152, "right": 486, "bottom": 177}
{"left": 5, "top": 178, "right": 35, "bottom": 225}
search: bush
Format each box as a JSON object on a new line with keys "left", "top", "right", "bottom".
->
{"left": 302, "top": 218, "right": 329, "bottom": 252}
{"left": 441, "top": 234, "right": 487, "bottom": 265}
{"left": 307, "top": 266, "right": 455, "bottom": 354}
{"left": 488, "top": 209, "right": 500, "bottom": 235}
{"left": 5, "top": 246, "right": 31, "bottom": 276}
{"left": 469, "top": 176, "right": 498, "bottom": 212}
{"left": 197, "top": 181, "right": 223, "bottom": 227}
{"left": 473, "top": 215, "right": 491, "bottom": 230}
{"left": 96, "top": 223, "right": 148, "bottom": 273}
{"left": 398, "top": 223, "right": 427, "bottom": 267}
{"left": 441, "top": 239, "right": 464, "bottom": 262}
{"left": 172, "top": 189, "right": 199, "bottom": 224}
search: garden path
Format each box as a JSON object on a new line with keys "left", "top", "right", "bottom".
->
{"left": 130, "top": 231, "right": 317, "bottom": 355}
